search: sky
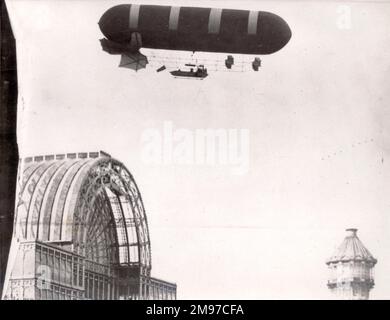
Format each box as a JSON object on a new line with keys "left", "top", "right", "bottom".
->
{"left": 6, "top": 0, "right": 390, "bottom": 299}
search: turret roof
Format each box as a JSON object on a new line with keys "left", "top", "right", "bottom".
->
{"left": 326, "top": 228, "right": 377, "bottom": 265}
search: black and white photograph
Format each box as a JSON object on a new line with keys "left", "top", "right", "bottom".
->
{"left": 0, "top": 0, "right": 389, "bottom": 302}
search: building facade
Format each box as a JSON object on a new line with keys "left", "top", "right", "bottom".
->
{"left": 2, "top": 151, "right": 176, "bottom": 300}
{"left": 326, "top": 228, "right": 377, "bottom": 300}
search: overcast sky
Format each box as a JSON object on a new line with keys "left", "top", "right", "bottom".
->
{"left": 6, "top": 0, "right": 390, "bottom": 299}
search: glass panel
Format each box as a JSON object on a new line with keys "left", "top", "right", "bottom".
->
{"left": 66, "top": 257, "right": 72, "bottom": 285}
{"left": 73, "top": 261, "right": 78, "bottom": 287}
{"left": 54, "top": 253, "right": 60, "bottom": 283}
{"left": 94, "top": 275, "right": 98, "bottom": 299}
{"left": 53, "top": 286, "right": 59, "bottom": 300}
{"left": 60, "top": 288, "right": 66, "bottom": 300}
{"left": 99, "top": 276, "right": 103, "bottom": 300}
{"left": 85, "top": 276, "right": 89, "bottom": 299}
{"left": 130, "top": 246, "right": 139, "bottom": 263}
{"left": 49, "top": 251, "right": 54, "bottom": 270}
{"left": 88, "top": 274, "right": 93, "bottom": 299}
{"left": 106, "top": 188, "right": 129, "bottom": 264}
{"left": 60, "top": 255, "right": 66, "bottom": 284}
{"left": 79, "top": 265, "right": 83, "bottom": 287}
{"left": 35, "top": 246, "right": 41, "bottom": 266}
{"left": 47, "top": 285, "right": 53, "bottom": 300}
{"left": 42, "top": 248, "right": 47, "bottom": 266}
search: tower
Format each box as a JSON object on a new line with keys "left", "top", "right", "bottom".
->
{"left": 326, "top": 228, "right": 377, "bottom": 300}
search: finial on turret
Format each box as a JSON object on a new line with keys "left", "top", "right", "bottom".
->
{"left": 345, "top": 228, "right": 358, "bottom": 237}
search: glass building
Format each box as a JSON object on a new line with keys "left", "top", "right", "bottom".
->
{"left": 2, "top": 151, "right": 176, "bottom": 300}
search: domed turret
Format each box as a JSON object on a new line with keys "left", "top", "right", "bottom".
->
{"left": 326, "top": 228, "right": 377, "bottom": 300}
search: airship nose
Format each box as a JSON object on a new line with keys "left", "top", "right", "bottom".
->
{"left": 259, "top": 12, "right": 292, "bottom": 54}
{"left": 279, "top": 17, "right": 292, "bottom": 49}
{"left": 98, "top": 4, "right": 130, "bottom": 40}
{"left": 274, "top": 14, "right": 292, "bottom": 52}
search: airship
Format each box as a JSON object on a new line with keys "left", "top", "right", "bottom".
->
{"left": 98, "top": 4, "right": 292, "bottom": 75}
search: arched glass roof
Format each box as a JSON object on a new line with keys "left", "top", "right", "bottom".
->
{"left": 13, "top": 151, "right": 151, "bottom": 271}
